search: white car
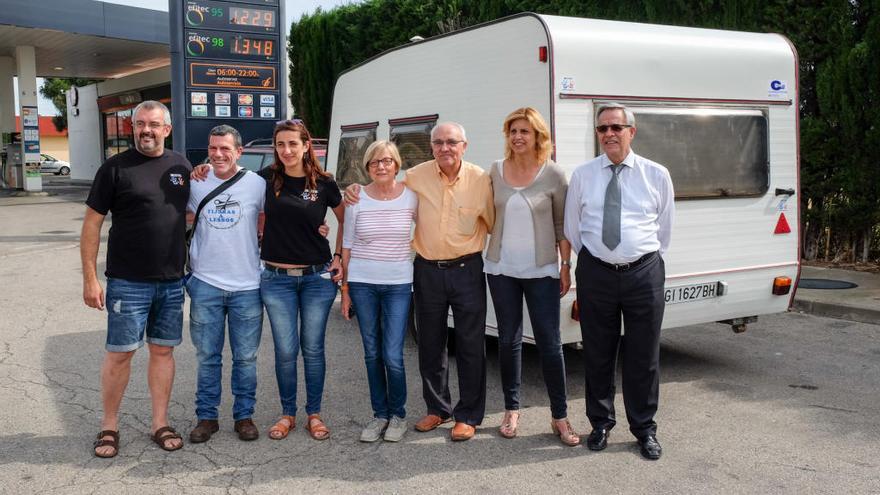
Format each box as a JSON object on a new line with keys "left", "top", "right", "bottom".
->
{"left": 40, "top": 154, "right": 71, "bottom": 175}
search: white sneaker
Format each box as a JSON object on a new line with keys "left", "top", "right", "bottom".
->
{"left": 383, "top": 416, "right": 407, "bottom": 442}
{"left": 359, "top": 417, "right": 389, "bottom": 442}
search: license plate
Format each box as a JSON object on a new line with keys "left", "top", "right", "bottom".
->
{"left": 664, "top": 282, "right": 721, "bottom": 305}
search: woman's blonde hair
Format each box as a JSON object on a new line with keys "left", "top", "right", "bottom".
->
{"left": 362, "top": 140, "right": 402, "bottom": 174}
{"left": 502, "top": 107, "right": 553, "bottom": 163}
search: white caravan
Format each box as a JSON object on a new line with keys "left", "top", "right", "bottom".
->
{"left": 325, "top": 13, "right": 800, "bottom": 344}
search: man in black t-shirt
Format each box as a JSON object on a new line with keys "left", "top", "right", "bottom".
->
{"left": 81, "top": 100, "right": 192, "bottom": 458}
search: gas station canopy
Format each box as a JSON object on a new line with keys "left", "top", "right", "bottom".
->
{"left": 0, "top": 0, "right": 170, "bottom": 79}
{"left": 1, "top": 0, "right": 172, "bottom": 191}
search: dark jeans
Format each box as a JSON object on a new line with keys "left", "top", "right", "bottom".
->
{"left": 413, "top": 254, "right": 487, "bottom": 426}
{"left": 575, "top": 248, "right": 665, "bottom": 439}
{"left": 487, "top": 274, "right": 569, "bottom": 419}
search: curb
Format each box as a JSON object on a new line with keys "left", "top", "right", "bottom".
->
{"left": 792, "top": 299, "right": 880, "bottom": 326}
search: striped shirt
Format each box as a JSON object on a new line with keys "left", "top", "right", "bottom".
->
{"left": 343, "top": 186, "right": 418, "bottom": 284}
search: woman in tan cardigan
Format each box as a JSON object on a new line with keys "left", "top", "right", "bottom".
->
{"left": 485, "top": 107, "right": 578, "bottom": 446}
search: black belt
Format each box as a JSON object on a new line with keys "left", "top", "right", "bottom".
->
{"left": 588, "top": 251, "right": 657, "bottom": 272}
{"left": 264, "top": 263, "right": 326, "bottom": 276}
{"left": 415, "top": 252, "right": 481, "bottom": 269}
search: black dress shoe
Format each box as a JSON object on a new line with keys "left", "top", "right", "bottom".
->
{"left": 190, "top": 419, "right": 219, "bottom": 443}
{"left": 586, "top": 428, "right": 608, "bottom": 451}
{"left": 638, "top": 435, "right": 662, "bottom": 460}
{"left": 235, "top": 418, "right": 260, "bottom": 441}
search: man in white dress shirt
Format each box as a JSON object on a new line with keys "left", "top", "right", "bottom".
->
{"left": 564, "top": 103, "right": 674, "bottom": 460}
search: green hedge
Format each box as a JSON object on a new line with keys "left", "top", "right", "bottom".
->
{"left": 290, "top": 0, "right": 879, "bottom": 262}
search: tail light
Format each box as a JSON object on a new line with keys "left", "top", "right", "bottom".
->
{"left": 571, "top": 299, "right": 580, "bottom": 321}
{"left": 772, "top": 276, "right": 792, "bottom": 295}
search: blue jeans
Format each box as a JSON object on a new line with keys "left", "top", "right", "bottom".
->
{"left": 261, "top": 268, "right": 337, "bottom": 416}
{"left": 186, "top": 276, "right": 263, "bottom": 421}
{"left": 105, "top": 277, "right": 185, "bottom": 352}
{"left": 348, "top": 282, "right": 411, "bottom": 419}
{"left": 487, "top": 274, "right": 569, "bottom": 419}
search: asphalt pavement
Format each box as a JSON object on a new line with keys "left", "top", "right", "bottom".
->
{"left": 1, "top": 177, "right": 878, "bottom": 494}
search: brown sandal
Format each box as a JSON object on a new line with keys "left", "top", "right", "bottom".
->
{"left": 93, "top": 430, "right": 119, "bottom": 458}
{"left": 499, "top": 410, "right": 519, "bottom": 439}
{"left": 151, "top": 426, "right": 183, "bottom": 451}
{"left": 306, "top": 414, "right": 330, "bottom": 440}
{"left": 268, "top": 415, "right": 295, "bottom": 440}
{"left": 551, "top": 418, "right": 581, "bottom": 447}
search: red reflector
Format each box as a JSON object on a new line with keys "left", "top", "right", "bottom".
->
{"left": 571, "top": 299, "right": 580, "bottom": 321}
{"left": 539, "top": 46, "right": 548, "bottom": 62}
{"left": 774, "top": 213, "right": 791, "bottom": 234}
{"left": 772, "top": 276, "right": 792, "bottom": 295}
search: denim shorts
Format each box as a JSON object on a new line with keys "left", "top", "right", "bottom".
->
{"left": 105, "top": 277, "right": 185, "bottom": 352}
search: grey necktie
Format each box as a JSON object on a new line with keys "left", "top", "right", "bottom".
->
{"left": 602, "top": 164, "right": 623, "bottom": 250}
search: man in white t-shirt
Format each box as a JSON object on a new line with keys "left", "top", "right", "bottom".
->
{"left": 185, "top": 125, "right": 266, "bottom": 443}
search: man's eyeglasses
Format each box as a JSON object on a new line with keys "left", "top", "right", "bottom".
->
{"left": 276, "top": 119, "right": 304, "bottom": 126}
{"left": 367, "top": 158, "right": 396, "bottom": 169}
{"left": 135, "top": 121, "right": 167, "bottom": 130}
{"left": 595, "top": 124, "right": 633, "bottom": 133}
{"left": 431, "top": 139, "right": 464, "bottom": 148}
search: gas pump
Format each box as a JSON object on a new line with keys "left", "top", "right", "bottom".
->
{"left": 1, "top": 132, "right": 23, "bottom": 189}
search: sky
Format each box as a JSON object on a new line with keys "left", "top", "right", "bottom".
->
{"left": 98, "top": 0, "right": 357, "bottom": 27}
{"left": 23, "top": 0, "right": 358, "bottom": 115}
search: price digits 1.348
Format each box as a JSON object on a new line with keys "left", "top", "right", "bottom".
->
{"left": 232, "top": 37, "right": 273, "bottom": 56}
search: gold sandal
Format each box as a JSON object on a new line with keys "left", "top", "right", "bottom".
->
{"left": 499, "top": 410, "right": 519, "bottom": 439}
{"left": 551, "top": 418, "right": 580, "bottom": 446}
{"left": 268, "top": 415, "right": 295, "bottom": 440}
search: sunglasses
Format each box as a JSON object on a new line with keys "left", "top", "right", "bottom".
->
{"left": 595, "top": 124, "right": 633, "bottom": 133}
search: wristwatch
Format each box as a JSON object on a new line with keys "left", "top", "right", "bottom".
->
{"left": 560, "top": 260, "right": 572, "bottom": 267}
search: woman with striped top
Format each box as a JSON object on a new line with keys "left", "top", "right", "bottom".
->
{"left": 340, "top": 140, "right": 417, "bottom": 443}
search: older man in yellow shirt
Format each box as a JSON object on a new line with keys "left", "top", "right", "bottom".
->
{"left": 346, "top": 122, "right": 494, "bottom": 441}
{"left": 408, "top": 122, "right": 494, "bottom": 441}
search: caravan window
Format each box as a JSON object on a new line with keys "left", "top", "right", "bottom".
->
{"left": 336, "top": 124, "right": 378, "bottom": 188}
{"left": 621, "top": 107, "right": 769, "bottom": 199}
{"left": 390, "top": 116, "right": 437, "bottom": 172}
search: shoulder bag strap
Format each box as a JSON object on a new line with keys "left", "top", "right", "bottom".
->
{"left": 191, "top": 169, "right": 248, "bottom": 232}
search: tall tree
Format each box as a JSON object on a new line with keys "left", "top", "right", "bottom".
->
{"left": 288, "top": 0, "right": 878, "bottom": 261}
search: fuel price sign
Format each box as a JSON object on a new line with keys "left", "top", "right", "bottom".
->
{"left": 184, "top": 0, "right": 278, "bottom": 34}
{"left": 186, "top": 30, "right": 277, "bottom": 62}
{"left": 171, "top": 0, "right": 286, "bottom": 165}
